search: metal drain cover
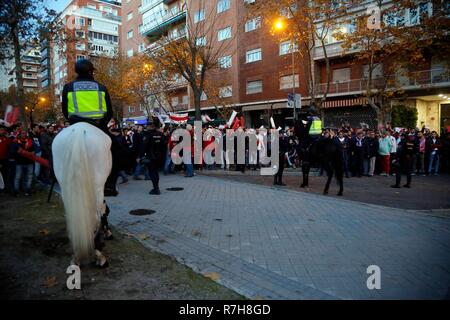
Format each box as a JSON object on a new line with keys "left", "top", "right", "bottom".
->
{"left": 166, "top": 187, "right": 184, "bottom": 191}
{"left": 129, "top": 209, "right": 156, "bottom": 216}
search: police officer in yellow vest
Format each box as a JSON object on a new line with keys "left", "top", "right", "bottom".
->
{"left": 62, "top": 59, "right": 113, "bottom": 132}
{"left": 307, "top": 105, "right": 323, "bottom": 140}
{"left": 62, "top": 59, "right": 118, "bottom": 196}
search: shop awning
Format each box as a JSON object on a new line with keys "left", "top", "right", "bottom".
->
{"left": 322, "top": 97, "right": 369, "bottom": 109}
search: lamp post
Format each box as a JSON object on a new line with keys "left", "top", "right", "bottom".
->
{"left": 274, "top": 18, "right": 297, "bottom": 121}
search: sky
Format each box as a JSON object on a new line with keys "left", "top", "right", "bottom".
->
{"left": 45, "top": 0, "right": 70, "bottom": 13}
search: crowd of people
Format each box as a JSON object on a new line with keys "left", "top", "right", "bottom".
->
{"left": 1, "top": 118, "right": 449, "bottom": 197}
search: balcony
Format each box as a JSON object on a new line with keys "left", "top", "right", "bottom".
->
{"left": 78, "top": 7, "right": 121, "bottom": 22}
{"left": 316, "top": 69, "right": 450, "bottom": 96}
{"left": 140, "top": 5, "right": 186, "bottom": 37}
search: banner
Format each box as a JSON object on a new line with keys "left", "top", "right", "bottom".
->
{"left": 169, "top": 113, "right": 189, "bottom": 124}
{"left": 227, "top": 111, "right": 237, "bottom": 128}
{"left": 4, "top": 105, "right": 20, "bottom": 127}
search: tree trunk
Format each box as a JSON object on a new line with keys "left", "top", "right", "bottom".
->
{"left": 194, "top": 90, "right": 201, "bottom": 121}
{"left": 12, "top": 21, "right": 26, "bottom": 127}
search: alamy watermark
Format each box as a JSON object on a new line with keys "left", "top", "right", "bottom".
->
{"left": 66, "top": 265, "right": 81, "bottom": 290}
{"left": 366, "top": 265, "right": 381, "bottom": 290}
{"left": 170, "top": 121, "right": 280, "bottom": 176}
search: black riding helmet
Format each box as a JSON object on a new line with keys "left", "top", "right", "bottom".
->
{"left": 75, "top": 59, "right": 95, "bottom": 77}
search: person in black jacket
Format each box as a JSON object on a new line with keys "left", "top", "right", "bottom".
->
{"left": 392, "top": 133, "right": 415, "bottom": 188}
{"left": 139, "top": 118, "right": 166, "bottom": 195}
{"left": 363, "top": 130, "right": 379, "bottom": 177}
{"left": 350, "top": 130, "right": 365, "bottom": 177}
{"left": 336, "top": 130, "right": 351, "bottom": 178}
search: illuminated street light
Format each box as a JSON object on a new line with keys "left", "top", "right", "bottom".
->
{"left": 274, "top": 19, "right": 285, "bottom": 31}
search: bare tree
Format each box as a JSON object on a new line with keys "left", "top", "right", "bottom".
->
{"left": 150, "top": 0, "right": 237, "bottom": 120}
{"left": 251, "top": 0, "right": 351, "bottom": 115}
{"left": 0, "top": 0, "right": 57, "bottom": 126}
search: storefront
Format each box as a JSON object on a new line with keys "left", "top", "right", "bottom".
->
{"left": 322, "top": 98, "right": 378, "bottom": 129}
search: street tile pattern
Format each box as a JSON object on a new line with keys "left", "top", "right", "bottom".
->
{"left": 107, "top": 175, "right": 450, "bottom": 299}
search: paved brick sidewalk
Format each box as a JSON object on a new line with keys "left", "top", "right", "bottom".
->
{"left": 107, "top": 175, "right": 450, "bottom": 300}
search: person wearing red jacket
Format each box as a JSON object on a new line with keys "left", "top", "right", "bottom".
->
{"left": 0, "top": 126, "right": 11, "bottom": 191}
{"left": 9, "top": 130, "right": 35, "bottom": 196}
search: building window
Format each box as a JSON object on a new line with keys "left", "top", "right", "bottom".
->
{"left": 280, "top": 74, "right": 299, "bottom": 90}
{"left": 245, "top": 17, "right": 261, "bottom": 32}
{"left": 128, "top": 106, "right": 134, "bottom": 113}
{"left": 246, "top": 48, "right": 262, "bottom": 63}
{"left": 196, "top": 36, "right": 206, "bottom": 47}
{"left": 218, "top": 27, "right": 231, "bottom": 41}
{"left": 246, "top": 80, "right": 263, "bottom": 94}
{"left": 127, "top": 12, "right": 133, "bottom": 21}
{"left": 219, "top": 85, "right": 232, "bottom": 98}
{"left": 76, "top": 17, "right": 85, "bottom": 26}
{"left": 332, "top": 68, "right": 350, "bottom": 82}
{"left": 127, "top": 30, "right": 133, "bottom": 39}
{"left": 244, "top": 0, "right": 256, "bottom": 4}
{"left": 182, "top": 95, "right": 189, "bottom": 105}
{"left": 138, "top": 43, "right": 146, "bottom": 52}
{"left": 279, "top": 40, "right": 298, "bottom": 55}
{"left": 218, "top": 55, "right": 232, "bottom": 68}
{"left": 172, "top": 97, "right": 179, "bottom": 106}
{"left": 194, "top": 9, "right": 205, "bottom": 23}
{"left": 127, "top": 49, "right": 134, "bottom": 57}
{"left": 217, "top": 0, "right": 230, "bottom": 13}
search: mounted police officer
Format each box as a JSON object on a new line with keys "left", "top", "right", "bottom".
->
{"left": 62, "top": 59, "right": 113, "bottom": 131}
{"left": 61, "top": 59, "right": 119, "bottom": 196}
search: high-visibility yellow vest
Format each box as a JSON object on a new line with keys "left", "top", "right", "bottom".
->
{"left": 67, "top": 81, "right": 107, "bottom": 119}
{"left": 309, "top": 119, "right": 322, "bottom": 135}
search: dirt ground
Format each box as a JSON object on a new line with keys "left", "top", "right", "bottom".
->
{"left": 200, "top": 170, "right": 450, "bottom": 211}
{"left": 0, "top": 188, "right": 243, "bottom": 300}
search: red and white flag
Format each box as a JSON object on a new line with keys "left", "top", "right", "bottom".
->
{"left": 4, "top": 105, "right": 20, "bottom": 127}
{"left": 169, "top": 113, "right": 189, "bottom": 124}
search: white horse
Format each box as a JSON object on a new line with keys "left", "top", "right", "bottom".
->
{"left": 52, "top": 122, "right": 112, "bottom": 266}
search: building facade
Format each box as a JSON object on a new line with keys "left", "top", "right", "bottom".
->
{"left": 8, "top": 46, "right": 42, "bottom": 93}
{"left": 123, "top": 0, "right": 449, "bottom": 132}
{"left": 51, "top": 0, "right": 122, "bottom": 103}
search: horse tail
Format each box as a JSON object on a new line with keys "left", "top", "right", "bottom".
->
{"left": 60, "top": 128, "right": 98, "bottom": 263}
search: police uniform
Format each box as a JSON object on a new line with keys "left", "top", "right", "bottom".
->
{"left": 140, "top": 125, "right": 166, "bottom": 194}
{"left": 61, "top": 70, "right": 117, "bottom": 195}
{"left": 61, "top": 77, "right": 113, "bottom": 131}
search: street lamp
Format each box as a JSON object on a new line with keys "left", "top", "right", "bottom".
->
{"left": 273, "top": 18, "right": 297, "bottom": 121}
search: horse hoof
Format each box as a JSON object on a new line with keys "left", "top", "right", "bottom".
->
{"left": 323, "top": 191, "right": 328, "bottom": 195}
{"left": 300, "top": 184, "right": 307, "bottom": 188}
{"left": 337, "top": 192, "right": 343, "bottom": 196}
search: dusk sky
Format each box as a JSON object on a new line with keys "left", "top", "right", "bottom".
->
{"left": 45, "top": 0, "right": 70, "bottom": 13}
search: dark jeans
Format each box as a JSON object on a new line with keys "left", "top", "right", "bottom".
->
{"left": 14, "top": 163, "right": 34, "bottom": 193}
{"left": 393, "top": 155, "right": 412, "bottom": 186}
{"left": 146, "top": 161, "right": 160, "bottom": 190}
{"left": 352, "top": 148, "right": 364, "bottom": 176}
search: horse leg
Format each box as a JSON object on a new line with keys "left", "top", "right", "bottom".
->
{"left": 323, "top": 163, "right": 333, "bottom": 195}
{"left": 301, "top": 161, "right": 310, "bottom": 188}
{"left": 101, "top": 201, "right": 113, "bottom": 240}
{"left": 336, "top": 168, "right": 344, "bottom": 196}
{"left": 94, "top": 228, "right": 109, "bottom": 268}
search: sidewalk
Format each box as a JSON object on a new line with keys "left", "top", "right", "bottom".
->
{"left": 108, "top": 175, "right": 450, "bottom": 299}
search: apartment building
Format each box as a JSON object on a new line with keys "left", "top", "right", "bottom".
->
{"left": 124, "top": 0, "right": 449, "bottom": 132}
{"left": 312, "top": 0, "right": 450, "bottom": 132}
{"left": 52, "top": 0, "right": 122, "bottom": 102}
{"left": 120, "top": 0, "right": 188, "bottom": 121}
{"left": 8, "top": 46, "right": 42, "bottom": 93}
